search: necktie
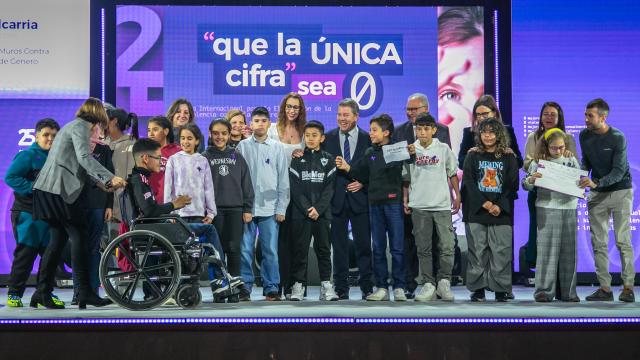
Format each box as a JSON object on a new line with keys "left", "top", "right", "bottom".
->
{"left": 343, "top": 132, "right": 351, "bottom": 163}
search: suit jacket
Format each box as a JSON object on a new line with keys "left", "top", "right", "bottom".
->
{"left": 322, "top": 126, "right": 371, "bottom": 215}
{"left": 457, "top": 125, "right": 523, "bottom": 170}
{"left": 392, "top": 120, "right": 451, "bottom": 148}
{"left": 34, "top": 118, "right": 114, "bottom": 204}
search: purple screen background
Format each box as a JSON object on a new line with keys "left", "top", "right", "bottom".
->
{"left": 512, "top": 0, "right": 640, "bottom": 272}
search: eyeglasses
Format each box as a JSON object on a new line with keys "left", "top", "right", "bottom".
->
{"left": 405, "top": 106, "right": 426, "bottom": 112}
{"left": 549, "top": 145, "right": 565, "bottom": 152}
{"left": 475, "top": 111, "right": 494, "bottom": 119}
{"left": 147, "top": 154, "right": 162, "bottom": 161}
{"left": 285, "top": 104, "right": 301, "bottom": 111}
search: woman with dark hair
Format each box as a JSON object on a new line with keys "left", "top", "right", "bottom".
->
{"left": 457, "top": 95, "right": 523, "bottom": 170}
{"left": 166, "top": 98, "right": 204, "bottom": 152}
{"left": 30, "top": 97, "right": 126, "bottom": 309}
{"left": 521, "top": 102, "right": 577, "bottom": 280}
{"left": 269, "top": 92, "right": 307, "bottom": 299}
{"left": 105, "top": 104, "right": 138, "bottom": 223}
{"left": 146, "top": 116, "right": 181, "bottom": 205}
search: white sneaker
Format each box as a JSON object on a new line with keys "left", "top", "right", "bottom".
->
{"left": 290, "top": 282, "right": 305, "bottom": 301}
{"left": 366, "top": 288, "right": 389, "bottom": 301}
{"left": 393, "top": 288, "right": 407, "bottom": 301}
{"left": 436, "top": 279, "right": 455, "bottom": 301}
{"left": 415, "top": 283, "right": 437, "bottom": 302}
{"left": 320, "top": 281, "right": 339, "bottom": 301}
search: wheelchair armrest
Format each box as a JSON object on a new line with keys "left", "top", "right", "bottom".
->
{"left": 133, "top": 215, "right": 194, "bottom": 237}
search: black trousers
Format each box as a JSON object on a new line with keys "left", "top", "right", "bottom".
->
{"left": 403, "top": 213, "right": 419, "bottom": 293}
{"left": 37, "top": 221, "right": 91, "bottom": 295}
{"left": 7, "top": 244, "right": 46, "bottom": 297}
{"left": 213, "top": 209, "right": 243, "bottom": 276}
{"left": 331, "top": 201, "right": 373, "bottom": 295}
{"left": 278, "top": 204, "right": 294, "bottom": 294}
{"left": 290, "top": 218, "right": 332, "bottom": 285}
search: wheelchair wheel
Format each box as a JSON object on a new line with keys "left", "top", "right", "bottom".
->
{"left": 176, "top": 285, "right": 202, "bottom": 309}
{"left": 99, "top": 230, "right": 182, "bottom": 311}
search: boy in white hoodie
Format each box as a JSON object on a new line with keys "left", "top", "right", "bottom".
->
{"left": 403, "top": 113, "right": 460, "bottom": 302}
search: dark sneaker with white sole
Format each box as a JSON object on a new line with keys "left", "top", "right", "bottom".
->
{"left": 585, "top": 288, "right": 614, "bottom": 301}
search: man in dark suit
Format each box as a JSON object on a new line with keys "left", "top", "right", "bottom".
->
{"left": 322, "top": 98, "right": 373, "bottom": 300}
{"left": 392, "top": 93, "right": 451, "bottom": 299}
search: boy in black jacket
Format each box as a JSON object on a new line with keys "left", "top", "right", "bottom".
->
{"left": 288, "top": 121, "right": 339, "bottom": 301}
{"left": 336, "top": 114, "right": 408, "bottom": 301}
{"left": 128, "top": 138, "right": 242, "bottom": 300}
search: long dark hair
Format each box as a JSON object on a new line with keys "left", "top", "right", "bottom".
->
{"left": 178, "top": 123, "right": 204, "bottom": 148}
{"left": 475, "top": 118, "right": 510, "bottom": 158}
{"left": 107, "top": 107, "right": 139, "bottom": 139}
{"left": 207, "top": 118, "right": 231, "bottom": 146}
{"left": 535, "top": 101, "right": 566, "bottom": 138}
{"left": 148, "top": 116, "right": 174, "bottom": 143}
{"left": 472, "top": 95, "right": 502, "bottom": 128}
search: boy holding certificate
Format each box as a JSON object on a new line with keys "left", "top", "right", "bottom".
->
{"left": 335, "top": 114, "right": 408, "bottom": 301}
{"left": 523, "top": 128, "right": 580, "bottom": 302}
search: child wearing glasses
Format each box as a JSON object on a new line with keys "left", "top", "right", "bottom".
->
{"left": 523, "top": 129, "right": 580, "bottom": 302}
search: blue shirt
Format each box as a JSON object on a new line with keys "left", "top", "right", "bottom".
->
{"left": 237, "top": 135, "right": 290, "bottom": 217}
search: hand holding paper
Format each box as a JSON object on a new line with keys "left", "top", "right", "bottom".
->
{"left": 382, "top": 140, "right": 410, "bottom": 163}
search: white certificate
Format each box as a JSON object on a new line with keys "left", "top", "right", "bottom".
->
{"left": 383, "top": 141, "right": 410, "bottom": 163}
{"left": 535, "top": 159, "right": 588, "bottom": 198}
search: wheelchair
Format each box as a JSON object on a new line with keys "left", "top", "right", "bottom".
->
{"left": 98, "top": 190, "right": 240, "bottom": 310}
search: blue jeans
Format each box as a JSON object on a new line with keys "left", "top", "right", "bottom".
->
{"left": 369, "top": 203, "right": 405, "bottom": 289}
{"left": 73, "top": 208, "right": 104, "bottom": 294}
{"left": 188, "top": 222, "right": 224, "bottom": 280}
{"left": 241, "top": 215, "right": 280, "bottom": 293}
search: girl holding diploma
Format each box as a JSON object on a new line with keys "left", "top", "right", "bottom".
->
{"left": 523, "top": 129, "right": 580, "bottom": 302}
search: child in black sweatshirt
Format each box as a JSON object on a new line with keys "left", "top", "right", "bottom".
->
{"left": 203, "top": 119, "right": 254, "bottom": 286}
{"left": 461, "top": 118, "right": 518, "bottom": 302}
{"left": 336, "top": 114, "right": 408, "bottom": 302}
{"left": 288, "top": 121, "right": 339, "bottom": 301}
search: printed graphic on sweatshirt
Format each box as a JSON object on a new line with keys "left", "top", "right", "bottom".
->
{"left": 477, "top": 160, "right": 503, "bottom": 193}
{"left": 415, "top": 154, "right": 440, "bottom": 166}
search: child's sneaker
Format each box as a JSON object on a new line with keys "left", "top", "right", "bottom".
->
{"left": 290, "top": 282, "right": 305, "bottom": 301}
{"left": 7, "top": 295, "right": 23, "bottom": 308}
{"left": 393, "top": 288, "right": 407, "bottom": 301}
{"left": 239, "top": 287, "right": 252, "bottom": 302}
{"left": 470, "top": 288, "right": 486, "bottom": 302}
{"left": 415, "top": 283, "right": 437, "bottom": 302}
{"left": 366, "top": 288, "right": 390, "bottom": 301}
{"left": 436, "top": 279, "right": 455, "bottom": 301}
{"left": 319, "top": 281, "right": 339, "bottom": 301}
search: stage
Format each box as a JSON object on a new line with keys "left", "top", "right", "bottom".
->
{"left": 2, "top": 285, "right": 639, "bottom": 359}
{"left": 2, "top": 285, "right": 639, "bottom": 322}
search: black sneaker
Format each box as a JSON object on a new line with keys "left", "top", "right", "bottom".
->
{"left": 506, "top": 291, "right": 515, "bottom": 300}
{"left": 361, "top": 291, "right": 373, "bottom": 300}
{"left": 586, "top": 288, "right": 613, "bottom": 301}
{"left": 495, "top": 292, "right": 509, "bottom": 302}
{"left": 470, "top": 289, "right": 486, "bottom": 302}
{"left": 404, "top": 290, "right": 416, "bottom": 300}
{"left": 239, "top": 287, "right": 251, "bottom": 302}
{"left": 619, "top": 287, "right": 635, "bottom": 303}
{"left": 265, "top": 291, "right": 281, "bottom": 301}
{"left": 336, "top": 289, "right": 350, "bottom": 300}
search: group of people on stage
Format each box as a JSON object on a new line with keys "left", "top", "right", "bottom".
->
{"left": 3, "top": 91, "right": 636, "bottom": 309}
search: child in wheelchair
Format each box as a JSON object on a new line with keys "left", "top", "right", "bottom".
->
{"left": 128, "top": 138, "right": 243, "bottom": 302}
